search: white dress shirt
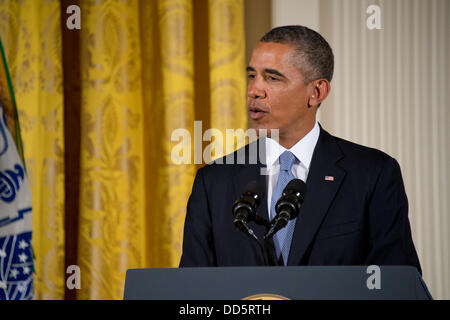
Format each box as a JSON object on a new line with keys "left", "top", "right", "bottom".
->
{"left": 265, "top": 121, "right": 320, "bottom": 219}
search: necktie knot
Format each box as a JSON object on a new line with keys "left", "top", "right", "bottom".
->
{"left": 279, "top": 151, "right": 297, "bottom": 172}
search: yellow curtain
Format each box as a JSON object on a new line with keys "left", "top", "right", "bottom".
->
{"left": 78, "top": 0, "right": 147, "bottom": 300}
{"left": 0, "top": 0, "right": 65, "bottom": 299}
{"left": 140, "top": 0, "right": 196, "bottom": 269}
{"left": 1, "top": 0, "right": 247, "bottom": 300}
{"left": 209, "top": 0, "right": 247, "bottom": 158}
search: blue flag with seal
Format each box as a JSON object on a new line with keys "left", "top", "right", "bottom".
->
{"left": 0, "top": 36, "right": 33, "bottom": 300}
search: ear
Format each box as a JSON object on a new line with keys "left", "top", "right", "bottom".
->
{"left": 308, "top": 79, "right": 331, "bottom": 108}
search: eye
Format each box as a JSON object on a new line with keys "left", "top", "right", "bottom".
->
{"left": 247, "top": 73, "right": 256, "bottom": 80}
{"left": 267, "top": 75, "right": 280, "bottom": 82}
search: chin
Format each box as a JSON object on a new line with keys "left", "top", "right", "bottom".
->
{"left": 251, "top": 123, "right": 280, "bottom": 138}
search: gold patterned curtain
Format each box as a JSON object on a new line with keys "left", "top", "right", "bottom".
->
{"left": 0, "top": 0, "right": 247, "bottom": 299}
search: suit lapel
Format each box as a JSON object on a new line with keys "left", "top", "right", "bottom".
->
{"left": 287, "top": 128, "right": 346, "bottom": 265}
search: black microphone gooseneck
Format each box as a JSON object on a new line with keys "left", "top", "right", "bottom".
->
{"left": 232, "top": 180, "right": 274, "bottom": 265}
{"left": 264, "top": 179, "right": 306, "bottom": 240}
{"left": 232, "top": 181, "right": 262, "bottom": 240}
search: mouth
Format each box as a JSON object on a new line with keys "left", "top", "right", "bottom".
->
{"left": 248, "top": 105, "right": 268, "bottom": 120}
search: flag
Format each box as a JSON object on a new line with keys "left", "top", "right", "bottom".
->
{"left": 324, "top": 176, "right": 334, "bottom": 181}
{"left": 0, "top": 36, "right": 33, "bottom": 300}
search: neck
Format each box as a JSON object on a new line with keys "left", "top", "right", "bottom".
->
{"left": 278, "top": 121, "right": 316, "bottom": 149}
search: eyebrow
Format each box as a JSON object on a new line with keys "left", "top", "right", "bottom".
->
{"left": 246, "top": 66, "right": 286, "bottom": 79}
{"left": 264, "top": 68, "right": 286, "bottom": 79}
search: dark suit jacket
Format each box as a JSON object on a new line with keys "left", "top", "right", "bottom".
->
{"left": 179, "top": 126, "right": 422, "bottom": 274}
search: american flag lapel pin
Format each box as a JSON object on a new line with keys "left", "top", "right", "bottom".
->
{"left": 324, "top": 175, "right": 334, "bottom": 181}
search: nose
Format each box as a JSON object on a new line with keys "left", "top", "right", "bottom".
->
{"left": 247, "top": 77, "right": 266, "bottom": 100}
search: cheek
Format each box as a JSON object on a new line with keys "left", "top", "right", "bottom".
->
{"left": 269, "top": 92, "right": 296, "bottom": 117}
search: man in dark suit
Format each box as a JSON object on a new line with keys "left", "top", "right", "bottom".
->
{"left": 179, "top": 25, "right": 421, "bottom": 273}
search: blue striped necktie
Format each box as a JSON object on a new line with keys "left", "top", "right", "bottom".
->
{"left": 270, "top": 151, "right": 297, "bottom": 265}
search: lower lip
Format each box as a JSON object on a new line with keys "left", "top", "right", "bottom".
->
{"left": 249, "top": 111, "right": 266, "bottom": 120}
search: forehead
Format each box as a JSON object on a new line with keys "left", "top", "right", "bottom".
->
{"left": 249, "top": 42, "right": 296, "bottom": 69}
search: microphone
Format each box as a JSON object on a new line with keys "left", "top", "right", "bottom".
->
{"left": 264, "top": 179, "right": 306, "bottom": 240}
{"left": 232, "top": 180, "right": 264, "bottom": 240}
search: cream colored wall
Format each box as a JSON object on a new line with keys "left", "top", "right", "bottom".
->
{"left": 271, "top": 0, "right": 450, "bottom": 299}
{"left": 271, "top": 0, "right": 319, "bottom": 30}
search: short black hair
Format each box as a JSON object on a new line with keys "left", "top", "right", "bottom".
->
{"left": 260, "top": 25, "right": 334, "bottom": 84}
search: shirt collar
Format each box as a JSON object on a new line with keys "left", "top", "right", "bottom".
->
{"left": 265, "top": 121, "right": 320, "bottom": 170}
